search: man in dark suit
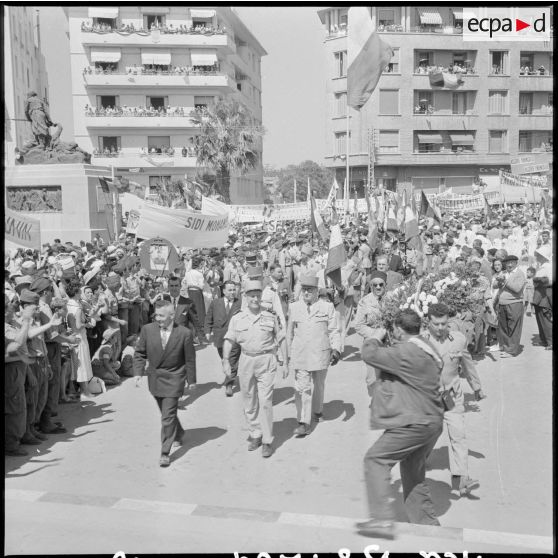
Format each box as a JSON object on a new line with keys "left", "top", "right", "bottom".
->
{"left": 381, "top": 240, "right": 404, "bottom": 273}
{"left": 133, "top": 299, "right": 197, "bottom": 467}
{"left": 205, "top": 280, "right": 241, "bottom": 397}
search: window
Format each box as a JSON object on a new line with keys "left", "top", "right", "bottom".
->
{"left": 520, "top": 53, "right": 535, "bottom": 72}
{"left": 339, "top": 8, "right": 348, "bottom": 27}
{"left": 519, "top": 131, "right": 552, "bottom": 152}
{"left": 237, "top": 82, "right": 242, "bottom": 92}
{"left": 379, "top": 89, "right": 399, "bottom": 114}
{"left": 378, "top": 9, "right": 395, "bottom": 26}
{"left": 452, "top": 92, "right": 469, "bottom": 115}
{"left": 488, "top": 91, "right": 508, "bottom": 114}
{"left": 145, "top": 15, "right": 165, "bottom": 29}
{"left": 334, "top": 132, "right": 350, "bottom": 155}
{"left": 93, "top": 17, "right": 117, "bottom": 29}
{"left": 194, "top": 96, "right": 214, "bottom": 110}
{"left": 334, "top": 51, "right": 347, "bottom": 78}
{"left": 97, "top": 95, "right": 118, "bottom": 109}
{"left": 192, "top": 18, "right": 211, "bottom": 28}
{"left": 147, "top": 136, "right": 170, "bottom": 153}
{"left": 452, "top": 52, "right": 466, "bottom": 67}
{"left": 384, "top": 48, "right": 399, "bottom": 73}
{"left": 414, "top": 91, "right": 433, "bottom": 113}
{"left": 548, "top": 93, "right": 553, "bottom": 107}
{"left": 519, "top": 92, "right": 533, "bottom": 114}
{"left": 148, "top": 176, "right": 172, "bottom": 190}
{"left": 416, "top": 51, "right": 433, "bottom": 69}
{"left": 490, "top": 51, "right": 508, "bottom": 74}
{"left": 334, "top": 92, "right": 347, "bottom": 117}
{"left": 99, "top": 136, "right": 121, "bottom": 151}
{"left": 488, "top": 131, "right": 507, "bottom": 153}
{"left": 378, "top": 131, "right": 399, "bottom": 153}
{"left": 146, "top": 96, "right": 168, "bottom": 110}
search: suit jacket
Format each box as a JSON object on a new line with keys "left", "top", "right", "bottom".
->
{"left": 133, "top": 322, "right": 196, "bottom": 398}
{"left": 388, "top": 254, "right": 404, "bottom": 273}
{"left": 362, "top": 337, "right": 444, "bottom": 430}
{"left": 162, "top": 293, "right": 203, "bottom": 334}
{"left": 204, "top": 297, "right": 241, "bottom": 348}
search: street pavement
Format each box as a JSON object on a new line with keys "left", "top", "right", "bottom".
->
{"left": 5, "top": 314, "right": 553, "bottom": 554}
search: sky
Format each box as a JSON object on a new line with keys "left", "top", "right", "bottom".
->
{"left": 37, "top": 6, "right": 327, "bottom": 170}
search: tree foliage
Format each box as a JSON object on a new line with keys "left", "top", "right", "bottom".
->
{"left": 190, "top": 98, "right": 265, "bottom": 203}
{"left": 276, "top": 160, "right": 335, "bottom": 203}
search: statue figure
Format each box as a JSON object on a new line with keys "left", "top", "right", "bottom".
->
{"left": 24, "top": 91, "right": 54, "bottom": 149}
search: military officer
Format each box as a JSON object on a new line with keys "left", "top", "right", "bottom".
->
{"left": 222, "top": 280, "right": 286, "bottom": 458}
{"left": 424, "top": 302, "right": 486, "bottom": 497}
{"left": 286, "top": 274, "right": 341, "bottom": 437}
{"left": 293, "top": 244, "right": 321, "bottom": 300}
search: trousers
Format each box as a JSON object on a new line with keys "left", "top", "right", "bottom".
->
{"left": 155, "top": 396, "right": 183, "bottom": 456}
{"left": 294, "top": 368, "right": 327, "bottom": 424}
{"left": 364, "top": 420, "right": 443, "bottom": 524}
{"left": 238, "top": 353, "right": 275, "bottom": 444}
{"left": 534, "top": 305, "right": 552, "bottom": 347}
{"left": 40, "top": 343, "right": 62, "bottom": 430}
{"left": 217, "top": 342, "right": 240, "bottom": 386}
{"left": 443, "top": 383, "right": 468, "bottom": 477}
{"left": 5, "top": 362, "right": 27, "bottom": 450}
{"left": 497, "top": 302, "right": 524, "bottom": 355}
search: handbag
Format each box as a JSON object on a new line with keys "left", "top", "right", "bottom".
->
{"left": 88, "top": 376, "right": 106, "bottom": 395}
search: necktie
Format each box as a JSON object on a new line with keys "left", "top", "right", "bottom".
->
{"left": 173, "top": 298, "right": 177, "bottom": 309}
{"left": 307, "top": 304, "right": 311, "bottom": 314}
{"left": 161, "top": 328, "right": 170, "bottom": 349}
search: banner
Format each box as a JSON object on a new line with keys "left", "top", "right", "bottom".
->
{"left": 201, "top": 195, "right": 229, "bottom": 216}
{"left": 135, "top": 201, "right": 229, "bottom": 248}
{"left": 5, "top": 208, "right": 41, "bottom": 249}
{"left": 499, "top": 170, "right": 547, "bottom": 189}
{"left": 138, "top": 237, "right": 180, "bottom": 277}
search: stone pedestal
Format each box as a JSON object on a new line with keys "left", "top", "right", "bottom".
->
{"left": 4, "top": 163, "right": 116, "bottom": 244}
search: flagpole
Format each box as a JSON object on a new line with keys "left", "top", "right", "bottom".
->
{"left": 112, "top": 164, "right": 118, "bottom": 242}
{"left": 344, "top": 108, "right": 350, "bottom": 225}
{"left": 293, "top": 178, "right": 297, "bottom": 203}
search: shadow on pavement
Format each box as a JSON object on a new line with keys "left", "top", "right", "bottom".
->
{"left": 427, "top": 446, "right": 486, "bottom": 473}
{"left": 5, "top": 401, "right": 114, "bottom": 476}
{"left": 392, "top": 477, "right": 456, "bottom": 521}
{"left": 272, "top": 417, "right": 298, "bottom": 451}
{"left": 322, "top": 399, "right": 356, "bottom": 422}
{"left": 273, "top": 386, "right": 294, "bottom": 406}
{"left": 342, "top": 344, "right": 361, "bottom": 362}
{"left": 178, "top": 381, "right": 221, "bottom": 408}
{"left": 171, "top": 426, "right": 227, "bottom": 463}
{"left": 530, "top": 333, "right": 546, "bottom": 347}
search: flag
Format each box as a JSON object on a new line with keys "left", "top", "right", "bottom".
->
{"left": 310, "top": 195, "right": 329, "bottom": 243}
{"left": 386, "top": 200, "right": 399, "bottom": 232}
{"left": 406, "top": 194, "right": 421, "bottom": 250}
{"left": 367, "top": 198, "right": 378, "bottom": 254}
{"left": 419, "top": 190, "right": 441, "bottom": 229}
{"left": 376, "top": 195, "right": 386, "bottom": 231}
{"left": 397, "top": 189, "right": 406, "bottom": 233}
{"left": 428, "top": 71, "right": 464, "bottom": 89}
{"left": 483, "top": 193, "right": 492, "bottom": 225}
{"left": 99, "top": 176, "right": 117, "bottom": 193}
{"left": 347, "top": 7, "right": 394, "bottom": 110}
{"left": 325, "top": 206, "right": 347, "bottom": 290}
{"left": 539, "top": 191, "right": 549, "bottom": 226}
{"left": 326, "top": 178, "right": 339, "bottom": 207}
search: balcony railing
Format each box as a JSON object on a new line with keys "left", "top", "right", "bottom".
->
{"left": 413, "top": 108, "right": 477, "bottom": 116}
{"left": 415, "top": 148, "right": 476, "bottom": 154}
{"left": 81, "top": 21, "right": 227, "bottom": 37}
{"left": 91, "top": 150, "right": 199, "bottom": 159}
{"left": 83, "top": 67, "right": 222, "bottom": 77}
{"left": 85, "top": 106, "right": 204, "bottom": 118}
{"left": 519, "top": 69, "right": 553, "bottom": 76}
{"left": 408, "top": 25, "right": 463, "bottom": 34}
{"left": 518, "top": 107, "right": 553, "bottom": 115}
{"left": 414, "top": 67, "right": 477, "bottom": 76}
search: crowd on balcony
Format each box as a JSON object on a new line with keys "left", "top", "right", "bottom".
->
{"left": 415, "top": 62, "right": 476, "bottom": 75}
{"left": 91, "top": 143, "right": 199, "bottom": 158}
{"left": 84, "top": 104, "right": 210, "bottom": 118}
{"left": 377, "top": 23, "right": 404, "bottom": 32}
{"left": 519, "top": 65, "right": 550, "bottom": 76}
{"left": 82, "top": 64, "right": 220, "bottom": 77}
{"left": 81, "top": 20, "right": 226, "bottom": 35}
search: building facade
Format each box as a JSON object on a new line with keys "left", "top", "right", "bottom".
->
{"left": 318, "top": 6, "right": 553, "bottom": 194}
{"left": 4, "top": 5, "right": 49, "bottom": 166}
{"left": 66, "top": 6, "right": 266, "bottom": 204}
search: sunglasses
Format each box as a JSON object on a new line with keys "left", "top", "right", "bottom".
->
{"left": 371, "top": 282, "right": 385, "bottom": 287}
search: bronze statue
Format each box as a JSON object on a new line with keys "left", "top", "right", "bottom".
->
{"left": 24, "top": 91, "right": 54, "bottom": 149}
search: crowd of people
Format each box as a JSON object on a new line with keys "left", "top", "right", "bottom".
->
{"left": 82, "top": 64, "right": 220, "bottom": 77}
{"left": 81, "top": 20, "right": 227, "bottom": 36}
{"left": 84, "top": 104, "right": 207, "bottom": 118}
{"left": 5, "top": 198, "right": 553, "bottom": 531}
{"left": 415, "top": 62, "right": 476, "bottom": 75}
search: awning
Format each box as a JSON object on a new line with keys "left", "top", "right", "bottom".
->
{"left": 417, "top": 133, "right": 444, "bottom": 144}
{"left": 418, "top": 8, "right": 442, "bottom": 25}
{"left": 141, "top": 51, "right": 171, "bottom": 65}
{"left": 140, "top": 7, "right": 170, "bottom": 15}
{"left": 190, "top": 9, "right": 216, "bottom": 19}
{"left": 449, "top": 133, "right": 475, "bottom": 146}
{"left": 453, "top": 9, "right": 477, "bottom": 21}
{"left": 91, "top": 49, "right": 121, "bottom": 63}
{"left": 88, "top": 7, "right": 119, "bottom": 19}
{"left": 191, "top": 52, "right": 218, "bottom": 66}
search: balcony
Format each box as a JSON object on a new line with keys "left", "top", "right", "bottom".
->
{"left": 408, "top": 25, "right": 464, "bottom": 35}
{"left": 83, "top": 71, "right": 234, "bottom": 89}
{"left": 85, "top": 114, "right": 197, "bottom": 129}
{"left": 412, "top": 74, "right": 479, "bottom": 90}
{"left": 80, "top": 27, "right": 236, "bottom": 53}
{"left": 412, "top": 112, "right": 478, "bottom": 130}
{"left": 91, "top": 152, "right": 199, "bottom": 168}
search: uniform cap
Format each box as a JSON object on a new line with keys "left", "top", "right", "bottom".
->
{"left": 246, "top": 265, "right": 263, "bottom": 278}
{"left": 300, "top": 244, "right": 313, "bottom": 257}
{"left": 19, "top": 289, "right": 40, "bottom": 304}
{"left": 299, "top": 274, "right": 318, "bottom": 288}
{"left": 501, "top": 254, "right": 518, "bottom": 263}
{"left": 369, "top": 270, "right": 387, "bottom": 282}
{"left": 245, "top": 280, "right": 263, "bottom": 292}
{"left": 15, "top": 275, "right": 33, "bottom": 286}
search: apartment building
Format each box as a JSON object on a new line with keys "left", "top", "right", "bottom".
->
{"left": 4, "top": 5, "right": 48, "bottom": 166}
{"left": 318, "top": 6, "right": 553, "bottom": 193}
{"left": 66, "top": 6, "right": 266, "bottom": 204}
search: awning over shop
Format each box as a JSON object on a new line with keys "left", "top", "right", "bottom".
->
{"left": 140, "top": 7, "right": 170, "bottom": 15}
{"left": 449, "top": 133, "right": 475, "bottom": 145}
{"left": 417, "top": 133, "right": 444, "bottom": 144}
{"left": 418, "top": 8, "right": 443, "bottom": 25}
{"left": 91, "top": 49, "right": 121, "bottom": 63}
{"left": 88, "top": 7, "right": 119, "bottom": 19}
{"left": 141, "top": 51, "right": 171, "bottom": 65}
{"left": 190, "top": 9, "right": 216, "bottom": 19}
{"left": 190, "top": 51, "right": 218, "bottom": 66}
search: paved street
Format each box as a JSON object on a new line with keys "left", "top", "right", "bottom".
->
{"left": 5, "top": 315, "right": 552, "bottom": 554}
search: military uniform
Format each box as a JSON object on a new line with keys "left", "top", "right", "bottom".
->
{"left": 423, "top": 330, "right": 482, "bottom": 481}
{"left": 224, "top": 306, "right": 284, "bottom": 447}
{"left": 287, "top": 296, "right": 340, "bottom": 427}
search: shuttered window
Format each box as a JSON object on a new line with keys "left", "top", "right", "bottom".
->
{"left": 379, "top": 89, "right": 399, "bottom": 114}
{"left": 488, "top": 91, "right": 507, "bottom": 114}
{"left": 488, "top": 130, "right": 506, "bottom": 153}
{"left": 378, "top": 131, "right": 399, "bottom": 153}
{"left": 335, "top": 92, "right": 347, "bottom": 117}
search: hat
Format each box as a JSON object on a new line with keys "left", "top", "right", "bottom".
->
{"left": 245, "top": 280, "right": 263, "bottom": 293}
{"left": 299, "top": 274, "right": 319, "bottom": 288}
{"left": 51, "top": 297, "right": 66, "bottom": 309}
{"left": 301, "top": 244, "right": 313, "bottom": 257}
{"left": 477, "top": 229, "right": 487, "bottom": 236}
{"left": 19, "top": 289, "right": 40, "bottom": 304}
{"left": 102, "top": 328, "right": 120, "bottom": 342}
{"left": 245, "top": 252, "right": 257, "bottom": 263}
{"left": 369, "top": 270, "right": 387, "bottom": 283}
{"left": 501, "top": 254, "right": 519, "bottom": 264}
{"left": 21, "top": 261, "right": 37, "bottom": 273}
{"left": 246, "top": 265, "right": 263, "bottom": 278}
{"left": 15, "top": 275, "right": 33, "bottom": 287}
{"left": 29, "top": 277, "right": 52, "bottom": 293}
{"left": 106, "top": 245, "right": 117, "bottom": 254}
{"left": 83, "top": 267, "right": 101, "bottom": 286}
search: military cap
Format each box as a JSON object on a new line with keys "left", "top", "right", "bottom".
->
{"left": 15, "top": 275, "right": 33, "bottom": 287}
{"left": 29, "top": 277, "right": 52, "bottom": 293}
{"left": 245, "top": 280, "right": 263, "bottom": 292}
{"left": 299, "top": 274, "right": 318, "bottom": 288}
{"left": 19, "top": 289, "right": 40, "bottom": 304}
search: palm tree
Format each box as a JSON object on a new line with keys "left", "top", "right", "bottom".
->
{"left": 189, "top": 98, "right": 264, "bottom": 203}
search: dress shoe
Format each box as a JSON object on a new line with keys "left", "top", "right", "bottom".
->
{"left": 313, "top": 412, "right": 324, "bottom": 423}
{"left": 159, "top": 454, "right": 170, "bottom": 467}
{"left": 31, "top": 430, "right": 48, "bottom": 441}
{"left": 248, "top": 437, "right": 262, "bottom": 451}
{"left": 21, "top": 434, "right": 42, "bottom": 445}
{"left": 5, "top": 447, "right": 29, "bottom": 457}
{"left": 293, "top": 423, "right": 310, "bottom": 437}
{"left": 262, "top": 443, "right": 274, "bottom": 458}
{"left": 225, "top": 384, "right": 233, "bottom": 397}
{"left": 188, "top": 384, "right": 198, "bottom": 391}
{"left": 355, "top": 519, "right": 395, "bottom": 539}
{"left": 40, "top": 425, "right": 67, "bottom": 434}
{"left": 458, "top": 476, "right": 480, "bottom": 496}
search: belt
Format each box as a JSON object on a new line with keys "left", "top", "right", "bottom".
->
{"left": 188, "top": 287, "right": 202, "bottom": 291}
{"left": 243, "top": 349, "right": 274, "bottom": 357}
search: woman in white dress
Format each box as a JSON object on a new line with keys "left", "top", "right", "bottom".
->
{"left": 65, "top": 278, "right": 95, "bottom": 398}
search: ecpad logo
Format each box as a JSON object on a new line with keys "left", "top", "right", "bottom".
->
{"left": 463, "top": 8, "right": 551, "bottom": 42}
